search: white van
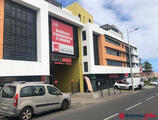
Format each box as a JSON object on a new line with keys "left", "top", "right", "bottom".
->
{"left": 126, "top": 77, "right": 144, "bottom": 89}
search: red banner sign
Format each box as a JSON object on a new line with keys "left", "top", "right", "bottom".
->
{"left": 109, "top": 74, "right": 119, "bottom": 78}
{"left": 52, "top": 19, "right": 74, "bottom": 55}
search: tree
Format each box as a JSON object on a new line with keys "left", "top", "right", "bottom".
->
{"left": 143, "top": 61, "right": 153, "bottom": 74}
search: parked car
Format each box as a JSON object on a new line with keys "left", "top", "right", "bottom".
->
{"left": 114, "top": 80, "right": 138, "bottom": 90}
{"left": 114, "top": 80, "right": 132, "bottom": 90}
{"left": 0, "top": 81, "right": 71, "bottom": 120}
{"left": 150, "top": 80, "right": 158, "bottom": 86}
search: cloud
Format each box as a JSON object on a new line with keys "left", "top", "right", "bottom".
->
{"left": 78, "top": 0, "right": 158, "bottom": 59}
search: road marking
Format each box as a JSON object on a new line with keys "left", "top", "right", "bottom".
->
{"left": 104, "top": 113, "right": 119, "bottom": 120}
{"left": 145, "top": 96, "right": 154, "bottom": 101}
{"left": 125, "top": 102, "right": 142, "bottom": 111}
{"left": 156, "top": 94, "right": 158, "bottom": 96}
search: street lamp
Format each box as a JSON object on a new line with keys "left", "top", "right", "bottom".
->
{"left": 127, "top": 28, "right": 139, "bottom": 92}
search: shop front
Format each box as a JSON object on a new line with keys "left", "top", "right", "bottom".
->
{"left": 84, "top": 74, "right": 124, "bottom": 92}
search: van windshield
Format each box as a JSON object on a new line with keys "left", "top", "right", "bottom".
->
{"left": 2, "top": 86, "right": 16, "bottom": 98}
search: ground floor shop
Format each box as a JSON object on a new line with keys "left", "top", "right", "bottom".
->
{"left": 84, "top": 74, "right": 126, "bottom": 92}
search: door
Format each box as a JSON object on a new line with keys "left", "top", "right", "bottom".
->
{"left": 20, "top": 86, "right": 47, "bottom": 113}
{"left": 46, "top": 86, "right": 63, "bottom": 110}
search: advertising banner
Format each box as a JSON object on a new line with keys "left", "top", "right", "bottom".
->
{"left": 52, "top": 19, "right": 74, "bottom": 55}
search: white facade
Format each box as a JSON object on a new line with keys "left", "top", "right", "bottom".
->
{"left": 0, "top": 0, "right": 83, "bottom": 77}
{"left": 82, "top": 23, "right": 140, "bottom": 75}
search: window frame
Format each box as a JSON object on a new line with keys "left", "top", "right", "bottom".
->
{"left": 20, "top": 86, "right": 46, "bottom": 97}
{"left": 47, "top": 86, "right": 62, "bottom": 96}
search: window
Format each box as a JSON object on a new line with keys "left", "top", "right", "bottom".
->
{"left": 107, "top": 59, "right": 122, "bottom": 66}
{"left": 84, "top": 62, "right": 88, "bottom": 72}
{"left": 83, "top": 46, "right": 87, "bottom": 56}
{"left": 105, "top": 37, "right": 120, "bottom": 46}
{"left": 82, "top": 31, "right": 86, "bottom": 41}
{"left": 47, "top": 86, "right": 62, "bottom": 95}
{"left": 2, "top": 86, "right": 16, "bottom": 98}
{"left": 3, "top": 0, "right": 37, "bottom": 61}
{"left": 89, "top": 19, "right": 91, "bottom": 23}
{"left": 20, "top": 86, "right": 45, "bottom": 97}
{"left": 106, "top": 48, "right": 121, "bottom": 57}
{"left": 78, "top": 14, "right": 81, "bottom": 21}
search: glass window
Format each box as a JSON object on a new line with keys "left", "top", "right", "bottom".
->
{"left": 105, "top": 37, "right": 120, "bottom": 46}
{"left": 47, "top": 86, "right": 61, "bottom": 95}
{"left": 107, "top": 59, "right": 122, "bottom": 67}
{"left": 84, "top": 62, "right": 88, "bottom": 72}
{"left": 2, "top": 86, "right": 16, "bottom": 98}
{"left": 82, "top": 31, "right": 86, "bottom": 41}
{"left": 83, "top": 46, "right": 87, "bottom": 56}
{"left": 78, "top": 14, "right": 81, "bottom": 21}
{"left": 20, "top": 86, "right": 45, "bottom": 97}
{"left": 106, "top": 48, "right": 121, "bottom": 57}
{"left": 89, "top": 19, "right": 91, "bottom": 23}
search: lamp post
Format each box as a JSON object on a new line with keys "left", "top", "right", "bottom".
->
{"left": 127, "top": 28, "right": 139, "bottom": 92}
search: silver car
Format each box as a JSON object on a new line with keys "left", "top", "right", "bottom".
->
{"left": 0, "top": 81, "right": 71, "bottom": 120}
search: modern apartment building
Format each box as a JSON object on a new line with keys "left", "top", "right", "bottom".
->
{"left": 66, "top": 3, "right": 140, "bottom": 91}
{"left": 0, "top": 0, "right": 84, "bottom": 93}
{"left": 81, "top": 23, "right": 139, "bottom": 91}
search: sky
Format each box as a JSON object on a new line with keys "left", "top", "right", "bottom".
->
{"left": 57, "top": 0, "right": 158, "bottom": 72}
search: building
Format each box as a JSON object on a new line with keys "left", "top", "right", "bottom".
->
{"left": 66, "top": 2, "right": 94, "bottom": 24}
{"left": 66, "top": 3, "right": 140, "bottom": 92}
{"left": 81, "top": 23, "right": 140, "bottom": 91}
{"left": 0, "top": 0, "right": 84, "bottom": 93}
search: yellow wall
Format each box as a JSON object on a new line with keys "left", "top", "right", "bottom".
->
{"left": 54, "top": 28, "right": 84, "bottom": 93}
{"left": 0, "top": 0, "right": 4, "bottom": 59}
{"left": 66, "top": 2, "right": 94, "bottom": 24}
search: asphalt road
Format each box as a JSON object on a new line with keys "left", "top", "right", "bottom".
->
{"left": 1, "top": 87, "right": 158, "bottom": 120}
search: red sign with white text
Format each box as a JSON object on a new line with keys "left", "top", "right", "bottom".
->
{"left": 52, "top": 19, "right": 74, "bottom": 55}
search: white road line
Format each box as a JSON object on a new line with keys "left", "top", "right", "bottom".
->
{"left": 125, "top": 102, "right": 142, "bottom": 111}
{"left": 156, "top": 94, "right": 158, "bottom": 96}
{"left": 145, "top": 96, "right": 154, "bottom": 101}
{"left": 104, "top": 113, "right": 119, "bottom": 120}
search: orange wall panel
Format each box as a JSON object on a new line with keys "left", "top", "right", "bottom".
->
{"left": 0, "top": 0, "right": 4, "bottom": 59}
{"left": 98, "top": 34, "right": 128, "bottom": 66}
{"left": 98, "top": 35, "right": 106, "bottom": 66}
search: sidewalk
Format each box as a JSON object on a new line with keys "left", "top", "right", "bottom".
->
{"left": 71, "top": 86, "right": 156, "bottom": 107}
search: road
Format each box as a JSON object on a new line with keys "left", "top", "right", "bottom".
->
{"left": 1, "top": 87, "right": 158, "bottom": 120}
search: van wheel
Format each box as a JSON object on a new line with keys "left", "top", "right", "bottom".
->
{"left": 19, "top": 107, "right": 33, "bottom": 120}
{"left": 61, "top": 100, "right": 69, "bottom": 110}
{"left": 129, "top": 86, "right": 132, "bottom": 90}
{"left": 139, "top": 85, "right": 142, "bottom": 89}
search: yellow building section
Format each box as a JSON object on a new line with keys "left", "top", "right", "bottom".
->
{"left": 98, "top": 35, "right": 127, "bottom": 67}
{"left": 0, "top": 0, "right": 4, "bottom": 59}
{"left": 66, "top": 2, "right": 94, "bottom": 24}
{"left": 54, "top": 28, "right": 84, "bottom": 93}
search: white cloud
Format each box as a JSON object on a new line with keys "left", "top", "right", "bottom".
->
{"left": 79, "top": 0, "right": 158, "bottom": 59}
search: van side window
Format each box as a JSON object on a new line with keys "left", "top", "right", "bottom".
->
{"left": 47, "top": 86, "right": 62, "bottom": 95}
{"left": 20, "top": 86, "right": 45, "bottom": 97}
